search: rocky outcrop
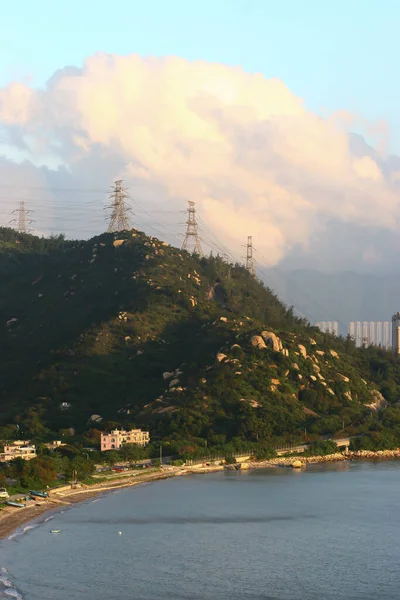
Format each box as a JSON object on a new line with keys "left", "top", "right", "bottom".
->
{"left": 261, "top": 331, "right": 283, "bottom": 352}
{"left": 251, "top": 335, "right": 267, "bottom": 350}
{"left": 366, "top": 390, "right": 388, "bottom": 411}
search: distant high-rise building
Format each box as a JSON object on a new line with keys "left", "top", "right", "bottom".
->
{"left": 355, "top": 321, "right": 362, "bottom": 347}
{"left": 392, "top": 313, "right": 400, "bottom": 355}
{"left": 316, "top": 321, "right": 338, "bottom": 336}
{"left": 368, "top": 321, "right": 375, "bottom": 346}
{"left": 349, "top": 321, "right": 355, "bottom": 342}
{"left": 376, "top": 321, "right": 383, "bottom": 346}
{"left": 348, "top": 320, "right": 390, "bottom": 348}
{"left": 384, "top": 321, "right": 390, "bottom": 348}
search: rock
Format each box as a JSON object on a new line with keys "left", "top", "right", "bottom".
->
{"left": 298, "top": 374, "right": 303, "bottom": 380}
{"left": 124, "top": 336, "right": 131, "bottom": 342}
{"left": 291, "top": 460, "right": 305, "bottom": 468}
{"left": 6, "top": 318, "right": 18, "bottom": 327}
{"left": 327, "top": 388, "right": 335, "bottom": 395}
{"left": 312, "top": 364, "right": 320, "bottom": 373}
{"left": 137, "top": 350, "right": 143, "bottom": 355}
{"left": 309, "top": 338, "right": 316, "bottom": 345}
{"left": 200, "top": 378, "right": 207, "bottom": 384}
{"left": 271, "top": 378, "right": 280, "bottom": 385}
{"left": 220, "top": 317, "right": 228, "bottom": 322}
{"left": 330, "top": 350, "right": 339, "bottom": 358}
{"left": 309, "top": 375, "right": 317, "bottom": 381}
{"left": 366, "top": 390, "right": 388, "bottom": 411}
{"left": 230, "top": 344, "right": 241, "bottom": 350}
{"left": 251, "top": 335, "right": 267, "bottom": 350}
{"left": 292, "top": 363, "right": 299, "bottom": 370}
{"left": 216, "top": 352, "right": 227, "bottom": 362}
{"left": 282, "top": 349, "right": 289, "bottom": 357}
{"left": 113, "top": 239, "right": 125, "bottom": 248}
{"left": 316, "top": 350, "right": 325, "bottom": 356}
{"left": 298, "top": 344, "right": 307, "bottom": 358}
{"left": 261, "top": 331, "right": 283, "bottom": 352}
{"left": 336, "top": 373, "right": 350, "bottom": 383}
{"left": 169, "top": 378, "right": 180, "bottom": 388}
{"left": 343, "top": 391, "right": 352, "bottom": 401}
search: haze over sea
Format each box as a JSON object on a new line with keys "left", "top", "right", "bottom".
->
{"left": 0, "top": 462, "right": 399, "bottom": 600}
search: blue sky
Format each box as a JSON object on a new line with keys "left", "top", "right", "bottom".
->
{"left": 1, "top": 0, "right": 398, "bottom": 149}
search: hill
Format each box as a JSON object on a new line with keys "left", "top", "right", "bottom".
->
{"left": 1, "top": 226, "right": 400, "bottom": 453}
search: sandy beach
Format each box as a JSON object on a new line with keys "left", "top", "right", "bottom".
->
{"left": 1, "top": 449, "right": 399, "bottom": 541}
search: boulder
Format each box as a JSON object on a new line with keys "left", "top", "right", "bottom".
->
{"left": 113, "top": 239, "right": 125, "bottom": 248}
{"left": 312, "top": 364, "right": 320, "bottom": 373}
{"left": 298, "top": 344, "right": 307, "bottom": 358}
{"left": 220, "top": 317, "right": 228, "bottom": 322}
{"left": 292, "top": 363, "right": 299, "bottom": 370}
{"left": 336, "top": 373, "right": 350, "bottom": 383}
{"left": 330, "top": 350, "right": 339, "bottom": 359}
{"left": 251, "top": 335, "right": 267, "bottom": 350}
{"left": 261, "top": 331, "right": 283, "bottom": 352}
{"left": 291, "top": 460, "right": 305, "bottom": 468}
{"left": 163, "top": 372, "right": 174, "bottom": 380}
{"left": 216, "top": 352, "right": 227, "bottom": 362}
{"left": 366, "top": 390, "right": 388, "bottom": 411}
{"left": 169, "top": 378, "right": 180, "bottom": 388}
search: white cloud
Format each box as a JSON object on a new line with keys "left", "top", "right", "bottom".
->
{"left": 0, "top": 52, "right": 399, "bottom": 266}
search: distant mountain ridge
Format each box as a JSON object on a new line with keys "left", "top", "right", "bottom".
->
{"left": 263, "top": 267, "right": 400, "bottom": 335}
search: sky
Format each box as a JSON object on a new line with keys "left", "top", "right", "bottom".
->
{"left": 1, "top": 0, "right": 398, "bottom": 145}
{"left": 0, "top": 0, "right": 399, "bottom": 272}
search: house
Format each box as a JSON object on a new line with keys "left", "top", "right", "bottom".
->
{"left": 44, "top": 441, "right": 66, "bottom": 450}
{"left": 0, "top": 440, "right": 37, "bottom": 462}
{"left": 100, "top": 429, "right": 150, "bottom": 452}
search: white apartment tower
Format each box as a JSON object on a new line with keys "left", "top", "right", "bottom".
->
{"left": 392, "top": 313, "right": 400, "bottom": 355}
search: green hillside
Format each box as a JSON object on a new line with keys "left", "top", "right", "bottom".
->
{"left": 1, "top": 226, "right": 400, "bottom": 452}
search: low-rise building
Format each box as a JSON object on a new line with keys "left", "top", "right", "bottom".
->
{"left": 0, "top": 440, "right": 37, "bottom": 462}
{"left": 44, "top": 440, "right": 66, "bottom": 450}
{"left": 100, "top": 428, "right": 150, "bottom": 452}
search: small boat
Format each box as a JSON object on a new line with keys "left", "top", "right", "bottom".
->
{"left": 50, "top": 530, "right": 61, "bottom": 534}
{"left": 29, "top": 490, "right": 48, "bottom": 498}
{"left": 6, "top": 501, "right": 25, "bottom": 508}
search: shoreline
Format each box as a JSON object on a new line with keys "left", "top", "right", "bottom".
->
{"left": 1, "top": 449, "right": 399, "bottom": 541}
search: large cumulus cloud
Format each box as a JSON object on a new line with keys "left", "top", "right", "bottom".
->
{"left": 0, "top": 53, "right": 399, "bottom": 266}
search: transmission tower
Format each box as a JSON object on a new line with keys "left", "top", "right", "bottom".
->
{"left": 243, "top": 235, "right": 255, "bottom": 276}
{"left": 182, "top": 201, "right": 203, "bottom": 256}
{"left": 106, "top": 180, "right": 132, "bottom": 232}
{"left": 10, "top": 201, "right": 34, "bottom": 233}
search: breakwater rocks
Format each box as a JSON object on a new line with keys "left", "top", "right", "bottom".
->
{"left": 250, "top": 449, "right": 400, "bottom": 469}
{"left": 349, "top": 449, "right": 400, "bottom": 460}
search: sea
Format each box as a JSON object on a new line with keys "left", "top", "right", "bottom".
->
{"left": 0, "top": 461, "right": 400, "bottom": 600}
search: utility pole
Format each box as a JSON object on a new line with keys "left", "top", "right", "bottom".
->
{"left": 182, "top": 201, "right": 203, "bottom": 256}
{"left": 10, "top": 201, "right": 34, "bottom": 233}
{"left": 243, "top": 235, "right": 255, "bottom": 276}
{"left": 106, "top": 180, "right": 132, "bottom": 232}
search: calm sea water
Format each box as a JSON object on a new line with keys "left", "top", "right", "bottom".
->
{"left": 0, "top": 461, "right": 400, "bottom": 600}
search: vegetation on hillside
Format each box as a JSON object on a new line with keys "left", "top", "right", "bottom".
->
{"left": 1, "top": 224, "right": 400, "bottom": 474}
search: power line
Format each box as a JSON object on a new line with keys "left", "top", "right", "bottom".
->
{"left": 181, "top": 201, "right": 203, "bottom": 256}
{"left": 105, "top": 180, "right": 132, "bottom": 233}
